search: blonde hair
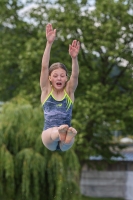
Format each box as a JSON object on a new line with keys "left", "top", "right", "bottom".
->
{"left": 49, "top": 62, "right": 68, "bottom": 76}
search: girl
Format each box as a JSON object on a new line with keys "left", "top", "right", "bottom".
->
{"left": 40, "top": 23, "right": 80, "bottom": 151}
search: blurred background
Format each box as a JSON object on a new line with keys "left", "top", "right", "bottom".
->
{"left": 0, "top": 0, "right": 133, "bottom": 200}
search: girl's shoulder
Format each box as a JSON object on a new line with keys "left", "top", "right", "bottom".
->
{"left": 41, "top": 84, "right": 52, "bottom": 104}
{"left": 65, "top": 85, "right": 74, "bottom": 103}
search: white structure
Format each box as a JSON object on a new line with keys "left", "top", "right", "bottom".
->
{"left": 80, "top": 147, "right": 133, "bottom": 200}
{"left": 126, "top": 172, "right": 133, "bottom": 200}
{"left": 80, "top": 170, "right": 133, "bottom": 200}
{"left": 120, "top": 137, "right": 133, "bottom": 144}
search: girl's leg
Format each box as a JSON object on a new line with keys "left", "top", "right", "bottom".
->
{"left": 59, "top": 127, "right": 77, "bottom": 151}
{"left": 65, "top": 127, "right": 77, "bottom": 143}
{"left": 41, "top": 127, "right": 59, "bottom": 151}
{"left": 58, "top": 124, "right": 69, "bottom": 141}
{"left": 41, "top": 125, "right": 69, "bottom": 151}
{"left": 59, "top": 138, "right": 75, "bottom": 151}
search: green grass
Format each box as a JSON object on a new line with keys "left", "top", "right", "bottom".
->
{"left": 81, "top": 195, "right": 124, "bottom": 200}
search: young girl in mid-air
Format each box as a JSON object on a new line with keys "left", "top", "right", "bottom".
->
{"left": 40, "top": 23, "right": 80, "bottom": 151}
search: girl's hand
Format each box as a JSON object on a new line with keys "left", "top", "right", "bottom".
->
{"left": 46, "top": 23, "right": 56, "bottom": 44}
{"left": 69, "top": 40, "right": 80, "bottom": 58}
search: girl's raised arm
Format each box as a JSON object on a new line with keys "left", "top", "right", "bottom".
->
{"left": 40, "top": 24, "right": 56, "bottom": 91}
{"left": 66, "top": 40, "right": 80, "bottom": 95}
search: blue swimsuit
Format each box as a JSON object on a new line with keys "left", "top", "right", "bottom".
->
{"left": 42, "top": 89, "right": 73, "bottom": 130}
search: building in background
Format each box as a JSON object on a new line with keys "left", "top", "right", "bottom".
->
{"left": 80, "top": 143, "right": 133, "bottom": 200}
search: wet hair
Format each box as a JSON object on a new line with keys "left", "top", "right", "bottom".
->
{"left": 49, "top": 62, "right": 68, "bottom": 76}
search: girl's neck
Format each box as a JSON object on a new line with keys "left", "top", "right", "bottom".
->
{"left": 51, "top": 87, "right": 65, "bottom": 101}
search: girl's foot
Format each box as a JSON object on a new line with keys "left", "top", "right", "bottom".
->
{"left": 65, "top": 127, "right": 77, "bottom": 144}
{"left": 58, "top": 125, "right": 69, "bottom": 142}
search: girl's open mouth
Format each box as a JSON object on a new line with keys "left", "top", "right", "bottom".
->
{"left": 56, "top": 82, "right": 62, "bottom": 86}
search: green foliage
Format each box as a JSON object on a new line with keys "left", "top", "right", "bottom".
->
{"left": 0, "top": 98, "right": 80, "bottom": 200}
{"left": 1, "top": 0, "right": 133, "bottom": 198}
{"left": 0, "top": 145, "right": 14, "bottom": 199}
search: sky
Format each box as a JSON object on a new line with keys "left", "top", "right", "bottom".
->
{"left": 19, "top": 0, "right": 96, "bottom": 22}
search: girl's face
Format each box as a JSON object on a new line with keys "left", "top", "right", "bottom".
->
{"left": 49, "top": 68, "right": 67, "bottom": 90}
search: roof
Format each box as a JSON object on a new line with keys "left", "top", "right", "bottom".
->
{"left": 89, "top": 152, "right": 133, "bottom": 162}
{"left": 120, "top": 137, "right": 133, "bottom": 143}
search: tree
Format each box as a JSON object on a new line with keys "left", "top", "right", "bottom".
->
{"left": 0, "top": 97, "right": 80, "bottom": 200}
{"left": 1, "top": 0, "right": 133, "bottom": 162}
{"left": 0, "top": 0, "right": 38, "bottom": 102}
{"left": 25, "top": 0, "right": 133, "bottom": 160}
{"left": 73, "top": 0, "right": 133, "bottom": 161}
